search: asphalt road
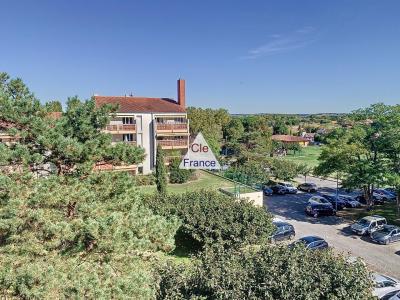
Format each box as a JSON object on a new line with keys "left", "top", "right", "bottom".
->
{"left": 264, "top": 176, "right": 400, "bottom": 279}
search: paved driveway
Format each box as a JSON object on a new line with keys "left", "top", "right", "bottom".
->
{"left": 265, "top": 176, "right": 400, "bottom": 279}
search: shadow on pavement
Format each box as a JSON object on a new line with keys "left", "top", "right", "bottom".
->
{"left": 337, "top": 225, "right": 355, "bottom": 237}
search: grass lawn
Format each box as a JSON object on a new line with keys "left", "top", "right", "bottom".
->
{"left": 136, "top": 170, "right": 236, "bottom": 195}
{"left": 338, "top": 203, "right": 400, "bottom": 226}
{"left": 283, "top": 145, "right": 322, "bottom": 168}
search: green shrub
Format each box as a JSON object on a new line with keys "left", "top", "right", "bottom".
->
{"left": 0, "top": 172, "right": 180, "bottom": 299}
{"left": 157, "top": 246, "right": 374, "bottom": 300}
{"left": 146, "top": 190, "right": 274, "bottom": 252}
{"left": 135, "top": 174, "right": 156, "bottom": 186}
{"left": 169, "top": 158, "right": 194, "bottom": 184}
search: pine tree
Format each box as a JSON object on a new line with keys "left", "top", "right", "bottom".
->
{"left": 155, "top": 144, "right": 167, "bottom": 194}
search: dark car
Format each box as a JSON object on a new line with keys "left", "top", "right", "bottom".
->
{"left": 271, "top": 185, "right": 287, "bottom": 195}
{"left": 321, "top": 194, "right": 346, "bottom": 210}
{"left": 370, "top": 225, "right": 400, "bottom": 245}
{"left": 298, "top": 183, "right": 317, "bottom": 193}
{"left": 270, "top": 221, "right": 295, "bottom": 242}
{"left": 262, "top": 187, "right": 273, "bottom": 196}
{"left": 305, "top": 203, "right": 336, "bottom": 217}
{"left": 290, "top": 236, "right": 329, "bottom": 250}
{"left": 375, "top": 189, "right": 397, "bottom": 202}
{"left": 356, "top": 193, "right": 385, "bottom": 205}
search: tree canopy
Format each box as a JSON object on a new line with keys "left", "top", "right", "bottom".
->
{"left": 0, "top": 73, "right": 145, "bottom": 177}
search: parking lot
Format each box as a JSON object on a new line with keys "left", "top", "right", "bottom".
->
{"left": 264, "top": 176, "right": 400, "bottom": 279}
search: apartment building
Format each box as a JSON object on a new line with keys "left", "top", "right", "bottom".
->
{"left": 94, "top": 79, "right": 189, "bottom": 175}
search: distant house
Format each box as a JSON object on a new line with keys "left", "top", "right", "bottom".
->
{"left": 301, "top": 132, "right": 316, "bottom": 143}
{"left": 271, "top": 135, "right": 309, "bottom": 147}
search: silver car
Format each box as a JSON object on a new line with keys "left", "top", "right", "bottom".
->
{"left": 371, "top": 225, "right": 400, "bottom": 245}
{"left": 351, "top": 215, "right": 387, "bottom": 236}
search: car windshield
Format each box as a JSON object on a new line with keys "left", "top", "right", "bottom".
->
{"left": 357, "top": 219, "right": 369, "bottom": 225}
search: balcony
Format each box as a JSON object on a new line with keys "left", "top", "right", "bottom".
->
{"left": 104, "top": 124, "right": 136, "bottom": 133}
{"left": 157, "top": 139, "right": 188, "bottom": 149}
{"left": 155, "top": 122, "right": 188, "bottom": 134}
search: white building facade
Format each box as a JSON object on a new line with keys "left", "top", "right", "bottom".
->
{"left": 95, "top": 79, "right": 189, "bottom": 175}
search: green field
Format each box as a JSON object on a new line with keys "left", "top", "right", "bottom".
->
{"left": 283, "top": 145, "right": 322, "bottom": 168}
{"left": 137, "top": 170, "right": 236, "bottom": 194}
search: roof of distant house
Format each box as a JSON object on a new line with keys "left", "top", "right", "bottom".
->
{"left": 272, "top": 135, "right": 309, "bottom": 143}
{"left": 94, "top": 96, "right": 186, "bottom": 113}
{"left": 47, "top": 112, "right": 62, "bottom": 119}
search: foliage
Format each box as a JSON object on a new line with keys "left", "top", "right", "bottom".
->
{"left": 187, "top": 107, "right": 231, "bottom": 155}
{"left": 0, "top": 73, "right": 145, "bottom": 177}
{"left": 315, "top": 104, "right": 398, "bottom": 206}
{"left": 155, "top": 144, "right": 167, "bottom": 194}
{"left": 135, "top": 174, "right": 156, "bottom": 186}
{"left": 145, "top": 190, "right": 274, "bottom": 252}
{"left": 224, "top": 160, "right": 270, "bottom": 186}
{"left": 224, "top": 118, "right": 244, "bottom": 142}
{"left": 157, "top": 246, "right": 374, "bottom": 300}
{"left": 0, "top": 172, "right": 180, "bottom": 299}
{"left": 269, "top": 158, "right": 302, "bottom": 181}
{"left": 45, "top": 100, "right": 63, "bottom": 112}
{"left": 169, "top": 157, "right": 193, "bottom": 184}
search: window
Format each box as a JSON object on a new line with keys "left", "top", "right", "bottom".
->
{"left": 122, "top": 117, "right": 134, "bottom": 124}
{"left": 123, "top": 134, "right": 134, "bottom": 142}
{"left": 377, "top": 219, "right": 386, "bottom": 226}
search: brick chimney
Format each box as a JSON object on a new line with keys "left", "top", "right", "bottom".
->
{"left": 177, "top": 79, "right": 185, "bottom": 108}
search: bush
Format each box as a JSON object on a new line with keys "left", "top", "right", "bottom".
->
{"left": 157, "top": 246, "right": 374, "bottom": 300}
{"left": 145, "top": 190, "right": 274, "bottom": 252}
{"left": 0, "top": 172, "right": 180, "bottom": 299}
{"left": 169, "top": 158, "right": 194, "bottom": 184}
{"left": 135, "top": 174, "right": 156, "bottom": 186}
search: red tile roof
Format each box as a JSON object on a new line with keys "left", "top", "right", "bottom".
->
{"left": 94, "top": 96, "right": 186, "bottom": 113}
{"left": 47, "top": 112, "right": 62, "bottom": 119}
{"left": 272, "top": 135, "right": 309, "bottom": 143}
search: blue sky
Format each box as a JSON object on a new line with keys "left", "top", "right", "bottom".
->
{"left": 1, "top": 1, "right": 399, "bottom": 113}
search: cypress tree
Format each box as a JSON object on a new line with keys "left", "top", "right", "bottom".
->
{"left": 155, "top": 144, "right": 167, "bottom": 194}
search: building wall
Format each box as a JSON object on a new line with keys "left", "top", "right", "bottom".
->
{"left": 111, "top": 112, "right": 189, "bottom": 175}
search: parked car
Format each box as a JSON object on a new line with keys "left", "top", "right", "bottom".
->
{"left": 308, "top": 195, "right": 333, "bottom": 206}
{"left": 270, "top": 221, "right": 295, "bottom": 242}
{"left": 262, "top": 186, "right": 273, "bottom": 196}
{"left": 339, "top": 195, "right": 362, "bottom": 208}
{"left": 277, "top": 182, "right": 298, "bottom": 194}
{"left": 298, "top": 182, "right": 317, "bottom": 193}
{"left": 271, "top": 185, "right": 287, "bottom": 195}
{"left": 320, "top": 194, "right": 346, "bottom": 210}
{"left": 305, "top": 203, "right": 336, "bottom": 218}
{"left": 351, "top": 215, "right": 387, "bottom": 236}
{"left": 356, "top": 192, "right": 385, "bottom": 205}
{"left": 386, "top": 188, "right": 397, "bottom": 196}
{"left": 373, "top": 273, "right": 400, "bottom": 299}
{"left": 370, "top": 225, "right": 400, "bottom": 245}
{"left": 375, "top": 189, "right": 397, "bottom": 202}
{"left": 386, "top": 290, "right": 400, "bottom": 300}
{"left": 290, "top": 236, "right": 329, "bottom": 250}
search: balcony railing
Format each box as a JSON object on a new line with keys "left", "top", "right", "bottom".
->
{"left": 156, "top": 123, "right": 188, "bottom": 132}
{"left": 157, "top": 139, "right": 188, "bottom": 148}
{"left": 105, "top": 124, "right": 136, "bottom": 132}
